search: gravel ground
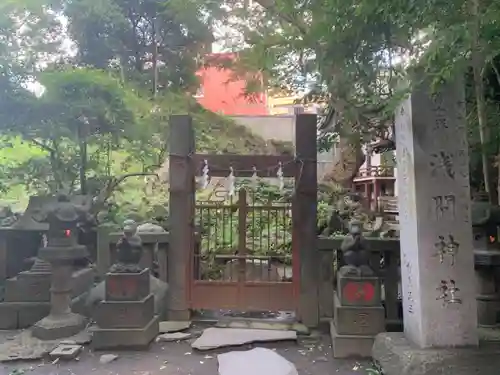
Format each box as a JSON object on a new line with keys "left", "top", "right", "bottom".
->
{"left": 1, "top": 329, "right": 372, "bottom": 375}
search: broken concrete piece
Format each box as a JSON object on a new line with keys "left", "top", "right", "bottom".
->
{"left": 159, "top": 321, "right": 191, "bottom": 333}
{"left": 99, "top": 354, "right": 119, "bottom": 364}
{"left": 156, "top": 332, "right": 192, "bottom": 342}
{"left": 49, "top": 344, "right": 83, "bottom": 360}
{"left": 218, "top": 348, "right": 298, "bottom": 375}
{"left": 192, "top": 328, "right": 297, "bottom": 350}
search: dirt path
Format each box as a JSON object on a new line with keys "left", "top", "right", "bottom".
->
{"left": 2, "top": 333, "right": 371, "bottom": 375}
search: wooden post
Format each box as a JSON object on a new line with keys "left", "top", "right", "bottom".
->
{"left": 237, "top": 188, "right": 247, "bottom": 283}
{"left": 96, "top": 227, "right": 111, "bottom": 278}
{"left": 157, "top": 242, "right": 168, "bottom": 283}
{"left": 294, "top": 113, "right": 319, "bottom": 327}
{"left": 318, "top": 251, "right": 334, "bottom": 318}
{"left": 168, "top": 115, "right": 195, "bottom": 321}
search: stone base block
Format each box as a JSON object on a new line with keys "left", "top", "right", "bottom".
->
{"left": 337, "top": 275, "right": 381, "bottom": 306}
{"left": 477, "top": 296, "right": 500, "bottom": 327}
{"left": 4, "top": 273, "right": 51, "bottom": 302}
{"left": 4, "top": 267, "right": 95, "bottom": 303}
{"left": 105, "top": 268, "right": 150, "bottom": 301}
{"left": 71, "top": 267, "right": 95, "bottom": 298}
{"left": 38, "top": 245, "right": 88, "bottom": 263}
{"left": 94, "top": 294, "right": 155, "bottom": 329}
{"left": 330, "top": 320, "right": 374, "bottom": 358}
{"left": 91, "top": 315, "right": 160, "bottom": 350}
{"left": 0, "top": 302, "right": 51, "bottom": 329}
{"left": 32, "top": 312, "right": 87, "bottom": 340}
{"left": 373, "top": 332, "right": 500, "bottom": 375}
{"left": 334, "top": 294, "right": 385, "bottom": 336}
{"left": 85, "top": 275, "right": 168, "bottom": 319}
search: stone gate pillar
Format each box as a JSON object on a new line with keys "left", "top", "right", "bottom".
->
{"left": 392, "top": 77, "right": 478, "bottom": 347}
{"left": 372, "top": 77, "right": 490, "bottom": 375}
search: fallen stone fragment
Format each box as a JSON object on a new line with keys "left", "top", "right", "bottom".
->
{"left": 49, "top": 344, "right": 83, "bottom": 360}
{"left": 192, "top": 328, "right": 297, "bottom": 350}
{"left": 215, "top": 320, "right": 309, "bottom": 335}
{"left": 99, "top": 354, "right": 118, "bottom": 364}
{"left": 218, "top": 348, "right": 299, "bottom": 375}
{"left": 156, "top": 332, "right": 192, "bottom": 342}
{"left": 158, "top": 321, "right": 191, "bottom": 333}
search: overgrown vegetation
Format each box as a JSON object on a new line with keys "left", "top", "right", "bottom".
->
{"left": 209, "top": 0, "right": 500, "bottom": 198}
{"left": 0, "top": 0, "right": 282, "bottom": 222}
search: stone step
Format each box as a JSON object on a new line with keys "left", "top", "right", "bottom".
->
{"left": 329, "top": 320, "right": 375, "bottom": 359}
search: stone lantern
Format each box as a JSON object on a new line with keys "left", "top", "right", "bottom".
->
{"left": 471, "top": 192, "right": 500, "bottom": 327}
{"left": 31, "top": 193, "right": 93, "bottom": 340}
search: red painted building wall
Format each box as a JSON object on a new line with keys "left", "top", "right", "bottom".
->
{"left": 195, "top": 53, "right": 269, "bottom": 116}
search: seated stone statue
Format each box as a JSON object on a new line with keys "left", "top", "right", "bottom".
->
{"left": 110, "top": 219, "right": 144, "bottom": 273}
{"left": 339, "top": 219, "right": 374, "bottom": 277}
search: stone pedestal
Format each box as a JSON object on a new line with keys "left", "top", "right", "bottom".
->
{"left": 91, "top": 268, "right": 159, "bottom": 350}
{"left": 373, "top": 78, "right": 479, "bottom": 374}
{"left": 31, "top": 246, "right": 89, "bottom": 340}
{"left": 330, "top": 273, "right": 385, "bottom": 358}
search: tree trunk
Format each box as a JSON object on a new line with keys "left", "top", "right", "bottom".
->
{"left": 471, "top": 0, "right": 493, "bottom": 201}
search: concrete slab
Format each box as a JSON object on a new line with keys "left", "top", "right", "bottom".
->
{"left": 218, "top": 348, "right": 298, "bottom": 375}
{"left": 192, "top": 328, "right": 297, "bottom": 351}
{"left": 373, "top": 332, "right": 500, "bottom": 375}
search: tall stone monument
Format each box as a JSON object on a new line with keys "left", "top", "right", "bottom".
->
{"left": 31, "top": 194, "right": 92, "bottom": 340}
{"left": 372, "top": 78, "right": 500, "bottom": 375}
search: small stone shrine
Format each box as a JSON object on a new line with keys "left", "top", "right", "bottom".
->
{"left": 330, "top": 219, "right": 385, "bottom": 358}
{"left": 30, "top": 193, "right": 93, "bottom": 340}
{"left": 471, "top": 192, "right": 500, "bottom": 327}
{"left": 91, "top": 219, "right": 160, "bottom": 350}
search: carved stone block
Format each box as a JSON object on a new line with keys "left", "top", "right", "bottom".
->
{"left": 105, "top": 268, "right": 150, "bottom": 301}
{"left": 94, "top": 294, "right": 155, "bottom": 329}
{"left": 91, "top": 315, "right": 160, "bottom": 350}
{"left": 4, "top": 267, "right": 95, "bottom": 303}
{"left": 334, "top": 294, "right": 385, "bottom": 336}
{"left": 4, "top": 273, "right": 51, "bottom": 302}
{"left": 337, "top": 274, "right": 381, "bottom": 306}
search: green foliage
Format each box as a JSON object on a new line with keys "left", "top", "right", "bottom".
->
{"left": 64, "top": 0, "right": 213, "bottom": 91}
{"left": 0, "top": 0, "right": 280, "bottom": 216}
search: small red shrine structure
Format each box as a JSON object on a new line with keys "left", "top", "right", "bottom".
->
{"left": 352, "top": 165, "right": 396, "bottom": 212}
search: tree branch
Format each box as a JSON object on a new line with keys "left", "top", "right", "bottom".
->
{"left": 91, "top": 172, "right": 159, "bottom": 216}
{"left": 31, "top": 138, "right": 55, "bottom": 153}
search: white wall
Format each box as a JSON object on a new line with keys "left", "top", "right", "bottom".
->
{"left": 231, "top": 115, "right": 335, "bottom": 179}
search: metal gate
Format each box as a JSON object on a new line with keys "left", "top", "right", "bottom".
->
{"left": 190, "top": 187, "right": 297, "bottom": 312}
